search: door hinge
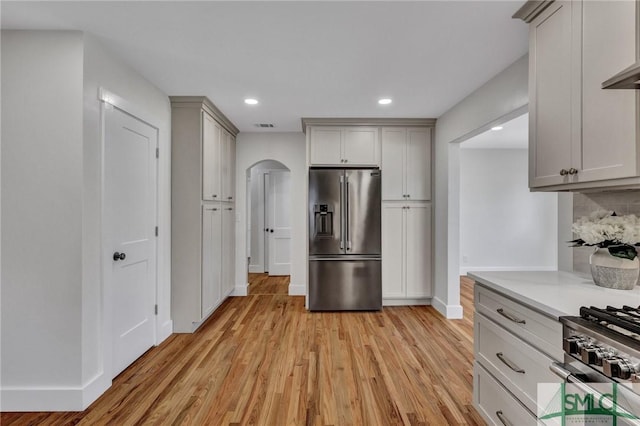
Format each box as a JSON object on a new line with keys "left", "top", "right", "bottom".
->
{"left": 155, "top": 226, "right": 158, "bottom": 237}
{"left": 155, "top": 304, "right": 158, "bottom": 315}
{"left": 156, "top": 147, "right": 159, "bottom": 159}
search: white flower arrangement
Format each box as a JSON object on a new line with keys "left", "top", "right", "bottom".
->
{"left": 570, "top": 210, "right": 640, "bottom": 260}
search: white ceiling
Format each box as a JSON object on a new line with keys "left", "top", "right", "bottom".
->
{"left": 1, "top": 1, "right": 529, "bottom": 132}
{"left": 460, "top": 112, "right": 528, "bottom": 150}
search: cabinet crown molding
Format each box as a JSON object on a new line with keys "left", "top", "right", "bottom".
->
{"left": 512, "top": 0, "right": 554, "bottom": 23}
{"left": 170, "top": 96, "right": 239, "bottom": 136}
{"left": 301, "top": 117, "right": 436, "bottom": 134}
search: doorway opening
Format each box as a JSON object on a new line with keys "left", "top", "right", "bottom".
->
{"left": 458, "top": 113, "right": 558, "bottom": 277}
{"left": 246, "top": 160, "right": 292, "bottom": 295}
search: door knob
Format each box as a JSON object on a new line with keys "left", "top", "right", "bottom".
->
{"left": 113, "top": 252, "right": 126, "bottom": 261}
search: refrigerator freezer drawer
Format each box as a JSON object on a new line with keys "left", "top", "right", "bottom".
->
{"left": 309, "top": 258, "right": 382, "bottom": 311}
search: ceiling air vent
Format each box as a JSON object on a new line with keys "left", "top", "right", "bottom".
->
{"left": 254, "top": 123, "right": 275, "bottom": 128}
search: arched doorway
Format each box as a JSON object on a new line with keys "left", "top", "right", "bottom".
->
{"left": 246, "top": 160, "right": 292, "bottom": 294}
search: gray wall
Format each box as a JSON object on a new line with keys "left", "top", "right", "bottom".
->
{"left": 1, "top": 30, "right": 172, "bottom": 411}
{"left": 434, "top": 54, "right": 529, "bottom": 318}
{"left": 459, "top": 149, "right": 557, "bottom": 273}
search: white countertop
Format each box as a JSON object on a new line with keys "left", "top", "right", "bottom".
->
{"left": 467, "top": 270, "right": 640, "bottom": 320}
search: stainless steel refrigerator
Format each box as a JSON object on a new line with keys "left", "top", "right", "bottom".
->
{"left": 308, "top": 168, "right": 382, "bottom": 311}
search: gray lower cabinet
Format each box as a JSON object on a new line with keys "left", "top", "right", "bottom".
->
{"left": 473, "top": 284, "right": 562, "bottom": 424}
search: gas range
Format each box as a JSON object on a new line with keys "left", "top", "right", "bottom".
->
{"left": 561, "top": 306, "right": 640, "bottom": 384}
{"left": 556, "top": 306, "right": 640, "bottom": 424}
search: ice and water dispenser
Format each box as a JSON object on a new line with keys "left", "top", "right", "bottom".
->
{"left": 312, "top": 203, "right": 334, "bottom": 238}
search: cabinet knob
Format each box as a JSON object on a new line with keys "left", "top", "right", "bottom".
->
{"left": 228, "top": 196, "right": 233, "bottom": 200}
{"left": 212, "top": 194, "right": 218, "bottom": 198}
{"left": 226, "top": 207, "right": 233, "bottom": 211}
{"left": 568, "top": 168, "right": 579, "bottom": 175}
{"left": 559, "top": 169, "right": 569, "bottom": 176}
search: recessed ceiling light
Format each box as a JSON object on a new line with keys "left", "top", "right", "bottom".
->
{"left": 491, "top": 126, "right": 504, "bottom": 131}
{"left": 378, "top": 98, "right": 392, "bottom": 105}
{"left": 244, "top": 98, "right": 258, "bottom": 105}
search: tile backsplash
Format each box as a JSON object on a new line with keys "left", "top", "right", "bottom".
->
{"left": 573, "top": 190, "right": 640, "bottom": 278}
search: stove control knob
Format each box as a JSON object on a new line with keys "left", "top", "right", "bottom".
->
{"left": 581, "top": 346, "right": 607, "bottom": 366}
{"left": 603, "top": 357, "right": 634, "bottom": 379}
{"left": 617, "top": 359, "right": 634, "bottom": 380}
{"left": 603, "top": 357, "right": 620, "bottom": 378}
{"left": 564, "top": 336, "right": 586, "bottom": 354}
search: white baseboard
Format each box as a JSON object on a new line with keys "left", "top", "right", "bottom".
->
{"left": 158, "top": 319, "right": 173, "bottom": 343}
{"left": 82, "top": 373, "right": 111, "bottom": 410}
{"left": 460, "top": 266, "right": 556, "bottom": 275}
{"left": 432, "top": 296, "right": 463, "bottom": 319}
{"left": 288, "top": 283, "right": 306, "bottom": 296}
{"left": 248, "top": 265, "right": 263, "bottom": 273}
{"left": 1, "top": 373, "right": 111, "bottom": 412}
{"left": 383, "top": 298, "right": 431, "bottom": 306}
{"left": 232, "top": 283, "right": 248, "bottom": 296}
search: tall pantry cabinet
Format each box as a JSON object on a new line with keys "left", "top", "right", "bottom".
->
{"left": 171, "top": 96, "right": 239, "bottom": 333}
{"left": 380, "top": 127, "right": 433, "bottom": 303}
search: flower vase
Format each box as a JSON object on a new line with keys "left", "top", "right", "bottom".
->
{"left": 589, "top": 247, "right": 639, "bottom": 290}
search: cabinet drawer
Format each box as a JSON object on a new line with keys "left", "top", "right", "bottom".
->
{"left": 475, "top": 284, "right": 562, "bottom": 360}
{"left": 476, "top": 313, "right": 560, "bottom": 414}
{"left": 474, "top": 362, "right": 537, "bottom": 426}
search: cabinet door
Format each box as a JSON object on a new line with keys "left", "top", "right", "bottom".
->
{"left": 382, "top": 204, "right": 405, "bottom": 298}
{"left": 405, "top": 204, "right": 431, "bottom": 298}
{"left": 309, "top": 127, "right": 342, "bottom": 165}
{"left": 381, "top": 128, "right": 406, "bottom": 200}
{"left": 202, "top": 112, "right": 222, "bottom": 200}
{"left": 579, "top": 0, "right": 637, "bottom": 182}
{"left": 405, "top": 128, "right": 431, "bottom": 201}
{"left": 221, "top": 129, "right": 236, "bottom": 201}
{"left": 529, "top": 1, "right": 577, "bottom": 188}
{"left": 343, "top": 127, "right": 379, "bottom": 166}
{"left": 202, "top": 205, "right": 222, "bottom": 318}
{"left": 228, "top": 134, "right": 236, "bottom": 201}
{"left": 222, "top": 205, "right": 235, "bottom": 296}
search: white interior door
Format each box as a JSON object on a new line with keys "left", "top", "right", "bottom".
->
{"left": 105, "top": 106, "right": 157, "bottom": 378}
{"left": 267, "top": 170, "right": 291, "bottom": 276}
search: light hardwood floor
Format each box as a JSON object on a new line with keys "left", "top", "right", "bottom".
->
{"left": 248, "top": 273, "right": 289, "bottom": 295}
{"left": 1, "top": 276, "right": 481, "bottom": 426}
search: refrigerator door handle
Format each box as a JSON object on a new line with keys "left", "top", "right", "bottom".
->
{"left": 339, "top": 175, "right": 344, "bottom": 250}
{"left": 345, "top": 176, "right": 351, "bottom": 251}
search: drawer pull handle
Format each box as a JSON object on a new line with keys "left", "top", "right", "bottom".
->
{"left": 496, "top": 352, "right": 525, "bottom": 374}
{"left": 496, "top": 410, "right": 513, "bottom": 426}
{"left": 496, "top": 308, "right": 526, "bottom": 324}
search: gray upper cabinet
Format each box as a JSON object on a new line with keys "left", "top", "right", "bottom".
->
{"left": 308, "top": 126, "right": 380, "bottom": 166}
{"left": 523, "top": 0, "right": 639, "bottom": 191}
{"left": 381, "top": 127, "right": 431, "bottom": 201}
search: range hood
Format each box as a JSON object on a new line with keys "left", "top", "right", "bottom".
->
{"left": 602, "top": 62, "right": 640, "bottom": 89}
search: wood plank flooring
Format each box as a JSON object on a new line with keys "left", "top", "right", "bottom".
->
{"left": 248, "top": 273, "right": 289, "bottom": 295}
{"left": 1, "top": 277, "right": 482, "bottom": 426}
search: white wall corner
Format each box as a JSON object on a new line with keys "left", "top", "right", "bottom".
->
{"left": 248, "top": 265, "right": 263, "bottom": 273}
{"left": 288, "top": 283, "right": 306, "bottom": 296}
{"left": 81, "top": 373, "right": 111, "bottom": 410}
{"left": 158, "top": 319, "right": 173, "bottom": 343}
{"left": 232, "top": 283, "right": 249, "bottom": 296}
{"left": 432, "top": 296, "right": 464, "bottom": 319}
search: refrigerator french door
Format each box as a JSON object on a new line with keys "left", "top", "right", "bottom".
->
{"left": 308, "top": 168, "right": 381, "bottom": 311}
